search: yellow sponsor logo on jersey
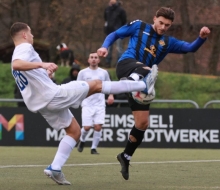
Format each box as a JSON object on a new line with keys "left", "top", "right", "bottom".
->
{"left": 144, "top": 45, "right": 156, "bottom": 57}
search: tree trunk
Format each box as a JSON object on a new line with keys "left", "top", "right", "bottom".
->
{"left": 179, "top": 0, "right": 195, "bottom": 73}
{"left": 208, "top": 27, "right": 220, "bottom": 75}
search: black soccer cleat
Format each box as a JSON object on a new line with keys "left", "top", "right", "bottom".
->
{"left": 117, "top": 153, "right": 130, "bottom": 180}
{"left": 77, "top": 141, "right": 85, "bottom": 152}
{"left": 91, "top": 149, "right": 99, "bottom": 154}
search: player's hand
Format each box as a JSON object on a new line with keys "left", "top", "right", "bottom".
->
{"left": 200, "top": 27, "right": 210, "bottom": 39}
{"left": 97, "top": 47, "right": 108, "bottom": 57}
{"left": 46, "top": 69, "right": 53, "bottom": 78}
{"left": 107, "top": 94, "right": 114, "bottom": 105}
{"left": 42, "top": 62, "right": 58, "bottom": 73}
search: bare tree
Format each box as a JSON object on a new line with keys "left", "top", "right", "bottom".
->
{"left": 0, "top": 0, "right": 219, "bottom": 74}
{"left": 208, "top": 27, "right": 220, "bottom": 75}
{"left": 179, "top": 0, "right": 196, "bottom": 73}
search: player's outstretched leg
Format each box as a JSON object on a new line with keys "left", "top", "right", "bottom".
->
{"left": 116, "top": 153, "right": 130, "bottom": 180}
{"left": 142, "top": 64, "right": 158, "bottom": 95}
{"left": 44, "top": 165, "right": 71, "bottom": 185}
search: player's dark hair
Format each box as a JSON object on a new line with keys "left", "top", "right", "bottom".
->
{"left": 89, "top": 52, "right": 99, "bottom": 58}
{"left": 10, "top": 22, "right": 28, "bottom": 38}
{"left": 156, "top": 7, "right": 175, "bottom": 22}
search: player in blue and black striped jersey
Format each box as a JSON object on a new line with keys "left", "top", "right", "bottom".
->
{"left": 97, "top": 7, "right": 210, "bottom": 180}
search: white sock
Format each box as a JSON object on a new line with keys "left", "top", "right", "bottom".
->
{"left": 124, "top": 153, "right": 132, "bottom": 161}
{"left": 51, "top": 135, "right": 76, "bottom": 170}
{"left": 101, "top": 80, "right": 146, "bottom": 94}
{"left": 80, "top": 127, "right": 89, "bottom": 142}
{"left": 91, "top": 130, "right": 102, "bottom": 149}
{"left": 129, "top": 73, "right": 140, "bottom": 81}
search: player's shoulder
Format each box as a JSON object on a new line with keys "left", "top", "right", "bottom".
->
{"left": 98, "top": 67, "right": 109, "bottom": 74}
{"left": 14, "top": 43, "right": 34, "bottom": 52}
{"left": 15, "top": 43, "right": 32, "bottom": 51}
{"left": 163, "top": 34, "right": 182, "bottom": 42}
{"left": 97, "top": 67, "right": 107, "bottom": 72}
{"left": 127, "top": 19, "right": 143, "bottom": 26}
{"left": 18, "top": 42, "right": 32, "bottom": 48}
{"left": 79, "top": 67, "right": 89, "bottom": 72}
{"left": 13, "top": 43, "right": 33, "bottom": 57}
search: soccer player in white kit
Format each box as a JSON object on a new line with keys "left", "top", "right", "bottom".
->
{"left": 10, "top": 22, "right": 158, "bottom": 185}
{"left": 77, "top": 52, "right": 114, "bottom": 154}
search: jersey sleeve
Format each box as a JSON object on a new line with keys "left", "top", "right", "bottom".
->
{"left": 76, "top": 70, "right": 83, "bottom": 81}
{"left": 12, "top": 44, "right": 32, "bottom": 62}
{"left": 115, "top": 20, "right": 142, "bottom": 39}
{"left": 168, "top": 37, "right": 186, "bottom": 54}
{"left": 180, "top": 37, "right": 206, "bottom": 52}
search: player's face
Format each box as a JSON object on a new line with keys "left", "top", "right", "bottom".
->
{"left": 110, "top": 0, "right": 117, "bottom": 5}
{"left": 26, "top": 26, "right": 34, "bottom": 44}
{"left": 153, "top": 16, "right": 172, "bottom": 35}
{"left": 88, "top": 53, "right": 100, "bottom": 68}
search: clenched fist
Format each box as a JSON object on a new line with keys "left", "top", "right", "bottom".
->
{"left": 200, "top": 27, "right": 210, "bottom": 39}
{"left": 97, "top": 47, "right": 108, "bottom": 57}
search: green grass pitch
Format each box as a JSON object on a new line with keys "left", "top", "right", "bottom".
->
{"left": 1, "top": 147, "right": 220, "bottom": 190}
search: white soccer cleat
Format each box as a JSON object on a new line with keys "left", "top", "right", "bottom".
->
{"left": 142, "top": 64, "right": 158, "bottom": 95}
{"left": 44, "top": 165, "right": 71, "bottom": 185}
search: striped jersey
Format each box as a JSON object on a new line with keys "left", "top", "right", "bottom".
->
{"left": 116, "top": 20, "right": 186, "bottom": 67}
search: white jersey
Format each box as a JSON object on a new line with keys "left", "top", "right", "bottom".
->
{"left": 11, "top": 43, "right": 59, "bottom": 112}
{"left": 77, "top": 67, "right": 111, "bottom": 107}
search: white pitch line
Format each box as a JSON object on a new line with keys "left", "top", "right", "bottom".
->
{"left": 158, "top": 186, "right": 220, "bottom": 189}
{"left": 1, "top": 159, "right": 220, "bottom": 169}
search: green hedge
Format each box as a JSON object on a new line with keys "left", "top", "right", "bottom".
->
{"left": 1, "top": 63, "right": 220, "bottom": 108}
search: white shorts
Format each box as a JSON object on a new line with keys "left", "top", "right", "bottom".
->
{"left": 39, "top": 81, "right": 89, "bottom": 130}
{"left": 82, "top": 106, "right": 106, "bottom": 126}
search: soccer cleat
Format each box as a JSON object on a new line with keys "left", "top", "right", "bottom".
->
{"left": 117, "top": 153, "right": 130, "bottom": 180}
{"left": 142, "top": 64, "right": 158, "bottom": 95}
{"left": 44, "top": 165, "right": 71, "bottom": 185}
{"left": 91, "top": 149, "right": 99, "bottom": 154}
{"left": 77, "top": 141, "right": 85, "bottom": 152}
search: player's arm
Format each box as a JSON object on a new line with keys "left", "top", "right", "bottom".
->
{"left": 12, "top": 59, "right": 58, "bottom": 72}
{"left": 102, "top": 32, "right": 119, "bottom": 49}
{"left": 105, "top": 70, "right": 114, "bottom": 105}
{"left": 107, "top": 94, "right": 114, "bottom": 105}
{"left": 181, "top": 26, "right": 210, "bottom": 52}
{"left": 97, "top": 32, "right": 120, "bottom": 57}
{"left": 181, "top": 37, "right": 206, "bottom": 52}
{"left": 97, "top": 20, "right": 141, "bottom": 57}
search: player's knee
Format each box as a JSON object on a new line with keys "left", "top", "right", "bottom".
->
{"left": 84, "top": 126, "right": 91, "bottom": 131}
{"left": 94, "top": 79, "right": 102, "bottom": 90}
{"left": 65, "top": 119, "right": 81, "bottom": 140}
{"left": 135, "top": 120, "right": 148, "bottom": 130}
{"left": 94, "top": 125, "right": 102, "bottom": 131}
{"left": 66, "top": 127, "right": 81, "bottom": 141}
{"left": 87, "top": 80, "right": 102, "bottom": 95}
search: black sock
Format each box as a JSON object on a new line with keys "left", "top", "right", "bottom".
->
{"left": 123, "top": 126, "right": 145, "bottom": 157}
{"left": 124, "top": 140, "right": 139, "bottom": 157}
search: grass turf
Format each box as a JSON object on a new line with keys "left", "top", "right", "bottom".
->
{"left": 0, "top": 147, "right": 220, "bottom": 190}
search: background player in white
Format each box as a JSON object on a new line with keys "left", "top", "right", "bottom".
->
{"left": 77, "top": 52, "right": 114, "bottom": 154}
{"left": 10, "top": 22, "right": 157, "bottom": 185}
